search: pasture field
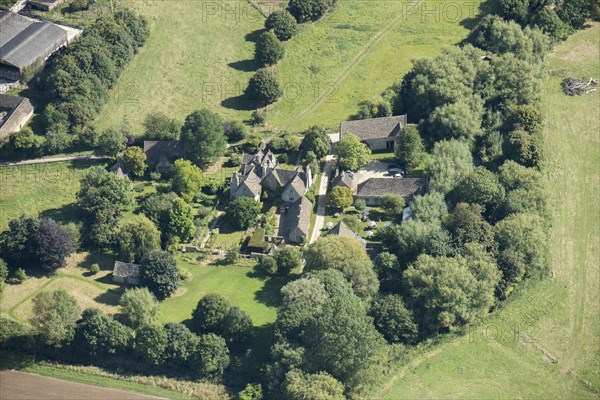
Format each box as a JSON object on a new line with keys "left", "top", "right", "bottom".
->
{"left": 373, "top": 23, "right": 600, "bottom": 399}
{"left": 93, "top": 0, "right": 265, "bottom": 134}
{"left": 159, "top": 254, "right": 291, "bottom": 326}
{"left": 0, "top": 160, "right": 108, "bottom": 230}
{"left": 93, "top": 0, "right": 484, "bottom": 134}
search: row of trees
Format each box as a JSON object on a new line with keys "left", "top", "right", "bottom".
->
{"left": 39, "top": 11, "right": 149, "bottom": 153}
{"left": 20, "top": 287, "right": 230, "bottom": 381}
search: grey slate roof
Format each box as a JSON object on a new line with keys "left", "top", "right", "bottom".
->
{"left": 0, "top": 93, "right": 26, "bottom": 111}
{"left": 356, "top": 178, "right": 425, "bottom": 198}
{"left": 332, "top": 170, "right": 355, "bottom": 190}
{"left": 113, "top": 261, "right": 140, "bottom": 280}
{"left": 340, "top": 115, "right": 407, "bottom": 141}
{"left": 278, "top": 196, "right": 312, "bottom": 239}
{"left": 0, "top": 11, "right": 68, "bottom": 71}
{"left": 143, "top": 141, "right": 184, "bottom": 164}
{"left": 328, "top": 221, "right": 367, "bottom": 247}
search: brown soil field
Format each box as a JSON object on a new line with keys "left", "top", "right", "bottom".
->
{"left": 0, "top": 371, "right": 164, "bottom": 400}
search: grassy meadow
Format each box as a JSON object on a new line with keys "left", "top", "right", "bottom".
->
{"left": 0, "top": 160, "right": 108, "bottom": 230}
{"left": 93, "top": 0, "right": 485, "bottom": 135}
{"left": 373, "top": 23, "right": 600, "bottom": 399}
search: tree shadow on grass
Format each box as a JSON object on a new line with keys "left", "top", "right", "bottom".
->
{"left": 39, "top": 203, "right": 81, "bottom": 225}
{"left": 245, "top": 29, "right": 265, "bottom": 43}
{"left": 94, "top": 287, "right": 125, "bottom": 307}
{"left": 459, "top": 0, "right": 496, "bottom": 31}
{"left": 250, "top": 272, "right": 289, "bottom": 308}
{"left": 228, "top": 59, "right": 258, "bottom": 72}
{"left": 221, "top": 95, "right": 257, "bottom": 111}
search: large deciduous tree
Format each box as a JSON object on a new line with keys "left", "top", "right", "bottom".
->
{"left": 369, "top": 294, "right": 418, "bottom": 344}
{"left": 245, "top": 68, "right": 283, "bottom": 106}
{"left": 334, "top": 133, "right": 371, "bottom": 171}
{"left": 426, "top": 139, "right": 473, "bottom": 194}
{"left": 140, "top": 250, "right": 180, "bottom": 300}
{"left": 117, "top": 215, "right": 161, "bottom": 263}
{"left": 284, "top": 370, "right": 345, "bottom": 400}
{"left": 73, "top": 308, "right": 132, "bottom": 356}
{"left": 121, "top": 146, "right": 147, "bottom": 178}
{"left": 36, "top": 218, "right": 75, "bottom": 271}
{"left": 304, "top": 236, "right": 379, "bottom": 299}
{"left": 403, "top": 252, "right": 499, "bottom": 334}
{"left": 226, "top": 197, "right": 262, "bottom": 230}
{"left": 171, "top": 159, "right": 204, "bottom": 202}
{"left": 395, "top": 125, "right": 425, "bottom": 172}
{"left": 143, "top": 112, "right": 180, "bottom": 141}
{"left": 119, "top": 287, "right": 160, "bottom": 328}
{"left": 30, "top": 289, "right": 81, "bottom": 347}
{"left": 168, "top": 198, "right": 196, "bottom": 243}
{"left": 327, "top": 186, "right": 353, "bottom": 209}
{"left": 300, "top": 126, "right": 331, "bottom": 160}
{"left": 265, "top": 10, "right": 298, "bottom": 40}
{"left": 180, "top": 109, "right": 226, "bottom": 169}
{"left": 255, "top": 31, "right": 285, "bottom": 66}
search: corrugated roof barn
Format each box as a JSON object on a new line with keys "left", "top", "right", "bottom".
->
{"left": 0, "top": 11, "right": 69, "bottom": 80}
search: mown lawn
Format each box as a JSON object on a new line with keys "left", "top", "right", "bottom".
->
{"left": 0, "top": 160, "right": 108, "bottom": 230}
{"left": 159, "top": 254, "right": 292, "bottom": 327}
{"left": 374, "top": 23, "right": 600, "bottom": 399}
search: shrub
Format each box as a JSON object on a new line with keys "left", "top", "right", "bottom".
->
{"left": 90, "top": 263, "right": 100, "bottom": 274}
{"left": 14, "top": 268, "right": 27, "bottom": 283}
{"left": 226, "top": 197, "right": 262, "bottom": 230}
{"left": 251, "top": 110, "right": 266, "bottom": 126}
{"left": 257, "top": 256, "right": 278, "bottom": 275}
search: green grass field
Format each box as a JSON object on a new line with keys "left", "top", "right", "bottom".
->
{"left": 373, "top": 23, "right": 600, "bottom": 399}
{"left": 93, "top": 0, "right": 265, "bottom": 134}
{"left": 0, "top": 160, "right": 108, "bottom": 230}
{"left": 159, "top": 254, "right": 292, "bottom": 326}
{"left": 93, "top": 0, "right": 484, "bottom": 135}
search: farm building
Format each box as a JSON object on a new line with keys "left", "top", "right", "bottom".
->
{"left": 332, "top": 170, "right": 356, "bottom": 193}
{"left": 0, "top": 11, "right": 70, "bottom": 81}
{"left": 0, "top": 94, "right": 33, "bottom": 140}
{"left": 355, "top": 177, "right": 425, "bottom": 206}
{"left": 339, "top": 115, "right": 408, "bottom": 151}
{"left": 112, "top": 261, "right": 141, "bottom": 285}
{"left": 143, "top": 140, "right": 185, "bottom": 173}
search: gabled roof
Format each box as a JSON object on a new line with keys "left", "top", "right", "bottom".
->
{"left": 356, "top": 178, "right": 425, "bottom": 198}
{"left": 236, "top": 168, "right": 262, "bottom": 197}
{"left": 113, "top": 261, "right": 140, "bottom": 279}
{"left": 0, "top": 11, "right": 68, "bottom": 70}
{"left": 328, "top": 221, "right": 367, "bottom": 247}
{"left": 284, "top": 174, "right": 307, "bottom": 195}
{"left": 340, "top": 115, "right": 407, "bottom": 141}
{"left": 143, "top": 141, "right": 184, "bottom": 164}
{"left": 278, "top": 196, "right": 312, "bottom": 239}
{"left": 332, "top": 170, "right": 354, "bottom": 190}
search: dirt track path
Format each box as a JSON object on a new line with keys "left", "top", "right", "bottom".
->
{"left": 278, "top": 0, "right": 425, "bottom": 133}
{"left": 0, "top": 371, "right": 164, "bottom": 400}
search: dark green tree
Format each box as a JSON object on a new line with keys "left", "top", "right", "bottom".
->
{"left": 395, "top": 125, "right": 425, "bottom": 172}
{"left": 96, "top": 127, "right": 127, "bottom": 156}
{"left": 288, "top": 0, "right": 335, "bottom": 22}
{"left": 181, "top": 109, "right": 226, "bottom": 168}
{"left": 226, "top": 197, "right": 262, "bottom": 230}
{"left": 73, "top": 308, "right": 132, "bottom": 356}
{"left": 370, "top": 294, "right": 418, "bottom": 344}
{"left": 265, "top": 10, "right": 298, "bottom": 40}
{"left": 245, "top": 69, "right": 283, "bottom": 106}
{"left": 36, "top": 218, "right": 74, "bottom": 271}
{"left": 140, "top": 250, "right": 180, "bottom": 300}
{"left": 300, "top": 126, "right": 331, "bottom": 159}
{"left": 255, "top": 31, "right": 285, "bottom": 66}
{"left": 190, "top": 333, "right": 230, "bottom": 381}
{"left": 133, "top": 324, "right": 168, "bottom": 365}
{"left": 191, "top": 294, "right": 231, "bottom": 335}
{"left": 274, "top": 246, "right": 302, "bottom": 275}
